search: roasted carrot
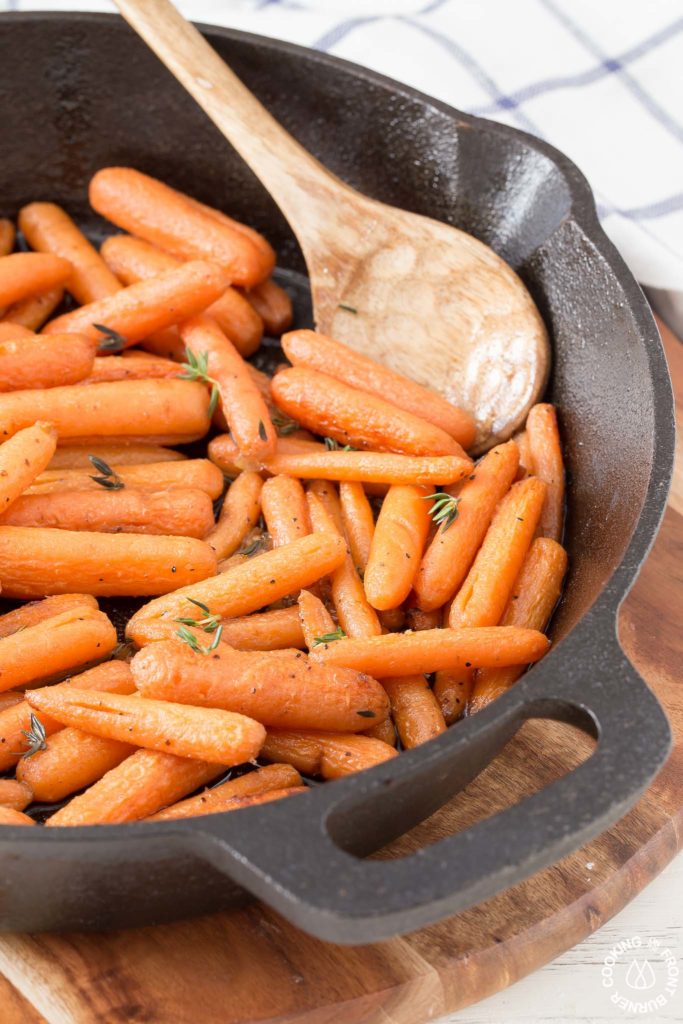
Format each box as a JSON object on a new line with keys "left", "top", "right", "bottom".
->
{"left": 90, "top": 168, "right": 274, "bottom": 286}
{"left": 180, "top": 314, "right": 276, "bottom": 463}
{"left": 0, "top": 323, "right": 33, "bottom": 341}
{"left": 282, "top": 329, "right": 476, "bottom": 447}
{"left": 261, "top": 729, "right": 397, "bottom": 779}
{"left": 364, "top": 485, "right": 431, "bottom": 610}
{"left": 83, "top": 352, "right": 180, "bottom": 384}
{"left": 364, "top": 717, "right": 397, "bottom": 747}
{"left": 261, "top": 475, "right": 311, "bottom": 547}
{"left": 0, "top": 422, "right": 57, "bottom": 513}
{"left": 0, "top": 593, "right": 98, "bottom": 640}
{"left": 0, "top": 780, "right": 32, "bottom": 812}
{"left": 17, "top": 727, "right": 135, "bottom": 805}
{"left": 0, "top": 332, "right": 97, "bottom": 391}
{"left": 0, "top": 219, "right": 15, "bottom": 257}
{"left": 100, "top": 234, "right": 263, "bottom": 356}
{"left": 151, "top": 782, "right": 305, "bottom": 821}
{"left": 48, "top": 444, "right": 186, "bottom": 470}
{"left": 46, "top": 749, "right": 225, "bottom": 826}
{"left": 126, "top": 532, "right": 346, "bottom": 643}
{"left": 149, "top": 763, "right": 302, "bottom": 820}
{"left": 0, "top": 378, "right": 211, "bottom": 444}
{"left": 414, "top": 440, "right": 520, "bottom": 611}
{"left": 0, "top": 605, "right": 117, "bottom": 691}
{"left": 30, "top": 458, "right": 223, "bottom": 498}
{"left": 381, "top": 675, "right": 446, "bottom": 748}
{"left": 217, "top": 607, "right": 305, "bottom": 651}
{"left": 241, "top": 278, "right": 293, "bottom": 336}
{"left": 0, "top": 808, "right": 35, "bottom": 826}
{"left": 513, "top": 430, "right": 532, "bottom": 479}
{"left": 19, "top": 202, "right": 121, "bottom": 305}
{"left": 0, "top": 692, "right": 26, "bottom": 711}
{"left": 2, "top": 286, "right": 63, "bottom": 330}
{"left": 316, "top": 626, "right": 550, "bottom": 676}
{"left": 0, "top": 252, "right": 72, "bottom": 307}
{"left": 206, "top": 471, "right": 262, "bottom": 559}
{"left": 131, "top": 639, "right": 389, "bottom": 732}
{"left": 339, "top": 481, "right": 375, "bottom": 574}
{"left": 471, "top": 538, "right": 568, "bottom": 713}
{"left": 527, "top": 404, "right": 565, "bottom": 541}
{"left": 2, "top": 486, "right": 215, "bottom": 538}
{"left": 404, "top": 604, "right": 442, "bottom": 632}
{"left": 272, "top": 366, "right": 464, "bottom": 456}
{"left": 0, "top": 526, "right": 217, "bottom": 598}
{"left": 297, "top": 589, "right": 336, "bottom": 655}
{"left": 27, "top": 686, "right": 266, "bottom": 765}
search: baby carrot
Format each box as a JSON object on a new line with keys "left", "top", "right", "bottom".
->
{"left": 0, "top": 605, "right": 117, "bottom": 691}
{"left": 0, "top": 378, "right": 211, "bottom": 444}
{"left": 0, "top": 527, "right": 217, "bottom": 598}
{"left": 262, "top": 729, "right": 397, "bottom": 779}
{"left": 404, "top": 604, "right": 442, "bottom": 632}
{"left": 100, "top": 234, "right": 263, "bottom": 356}
{"left": 27, "top": 687, "right": 266, "bottom": 766}
{"left": 0, "top": 692, "right": 25, "bottom": 712}
{"left": 19, "top": 202, "right": 121, "bottom": 305}
{"left": 0, "top": 332, "right": 97, "bottom": 391}
{"left": 126, "top": 531, "right": 346, "bottom": 643}
{"left": 46, "top": 749, "right": 225, "bottom": 826}
{"left": 3, "top": 487, "right": 215, "bottom": 538}
{"left": 131, "top": 640, "right": 389, "bottom": 732}
{"left": 180, "top": 315, "right": 276, "bottom": 463}
{"left": 272, "top": 366, "right": 464, "bottom": 456}
{"left": 84, "top": 353, "right": 180, "bottom": 384}
{"left": 30, "top": 459, "right": 224, "bottom": 498}
{"left": 2, "top": 287, "right": 63, "bottom": 330}
{"left": 241, "top": 278, "right": 293, "bottom": 336}
{"left": 0, "top": 252, "right": 72, "bottom": 307}
{"left": 413, "top": 440, "right": 520, "bottom": 611}
{"left": 297, "top": 589, "right": 336, "bottom": 655}
{"left": 48, "top": 444, "right": 186, "bottom": 470}
{"left": 513, "top": 430, "right": 532, "bottom": 479}
{"left": 317, "top": 626, "right": 550, "bottom": 676}
{"left": 0, "top": 780, "right": 33, "bottom": 812}
{"left": 17, "top": 727, "right": 134, "bottom": 805}
{"left": 527, "top": 404, "right": 565, "bottom": 541}
{"left": 339, "top": 481, "right": 375, "bottom": 574}
{"left": 90, "top": 168, "right": 275, "bottom": 285}
{"left": 471, "top": 538, "right": 568, "bottom": 713}
{"left": 0, "top": 323, "right": 33, "bottom": 341}
{"left": 364, "top": 485, "right": 431, "bottom": 610}
{"left": 381, "top": 675, "right": 446, "bottom": 748}
{"left": 364, "top": 717, "right": 398, "bottom": 747}
{"left": 0, "top": 422, "right": 57, "bottom": 513}
{"left": 149, "top": 763, "right": 303, "bottom": 821}
{"left": 0, "top": 808, "right": 35, "bottom": 826}
{"left": 261, "top": 475, "right": 312, "bottom": 547}
{"left": 0, "top": 593, "right": 99, "bottom": 640}
{"left": 282, "top": 329, "right": 476, "bottom": 448}
{"left": 218, "top": 607, "right": 305, "bottom": 651}
{"left": 206, "top": 471, "right": 262, "bottom": 559}
{"left": 0, "top": 219, "right": 15, "bottom": 257}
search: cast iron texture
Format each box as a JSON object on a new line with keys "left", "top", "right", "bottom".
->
{"left": 0, "top": 12, "right": 674, "bottom": 943}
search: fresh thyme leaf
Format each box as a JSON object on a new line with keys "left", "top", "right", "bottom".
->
{"left": 176, "top": 623, "right": 223, "bottom": 654}
{"left": 94, "top": 323, "right": 127, "bottom": 353}
{"left": 338, "top": 303, "right": 357, "bottom": 314}
{"left": 258, "top": 419, "right": 267, "bottom": 441}
{"left": 356, "top": 709, "right": 376, "bottom": 718}
{"left": 208, "top": 384, "right": 219, "bottom": 418}
{"left": 188, "top": 599, "right": 211, "bottom": 616}
{"left": 14, "top": 713, "right": 47, "bottom": 759}
{"left": 238, "top": 536, "right": 266, "bottom": 557}
{"left": 178, "top": 347, "right": 221, "bottom": 417}
{"left": 422, "top": 491, "right": 460, "bottom": 531}
{"left": 323, "top": 437, "right": 356, "bottom": 452}
{"left": 174, "top": 599, "right": 221, "bottom": 635}
{"left": 271, "top": 410, "right": 299, "bottom": 437}
{"left": 312, "top": 626, "right": 347, "bottom": 646}
{"left": 88, "top": 455, "right": 125, "bottom": 491}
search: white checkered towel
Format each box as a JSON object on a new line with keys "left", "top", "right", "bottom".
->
{"left": 3, "top": 0, "right": 682, "bottom": 334}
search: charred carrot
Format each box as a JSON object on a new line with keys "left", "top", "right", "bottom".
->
{"left": 381, "top": 675, "right": 446, "bottom": 748}
{"left": 46, "top": 749, "right": 225, "bottom": 826}
{"left": 48, "top": 444, "right": 186, "bottom": 470}
{"left": 414, "top": 440, "right": 520, "bottom": 611}
{"left": 242, "top": 278, "right": 293, "bottom": 336}
{"left": 471, "top": 538, "right": 568, "bottom": 713}
{"left": 0, "top": 780, "right": 32, "bottom": 812}
{"left": 0, "top": 219, "right": 15, "bottom": 257}
{"left": 0, "top": 593, "right": 98, "bottom": 640}
{"left": 19, "top": 202, "right": 121, "bottom": 305}
{"left": 30, "top": 458, "right": 223, "bottom": 498}
{"left": 262, "top": 729, "right": 397, "bottom": 779}
{"left": 282, "top": 329, "right": 476, "bottom": 447}
{"left": 527, "top": 404, "right": 565, "bottom": 541}
{"left": 0, "top": 526, "right": 217, "bottom": 598}
{"left": 261, "top": 475, "right": 312, "bottom": 547}
{"left": 2, "top": 287, "right": 63, "bottom": 330}
{"left": 0, "top": 252, "right": 72, "bottom": 307}
{"left": 0, "top": 332, "right": 97, "bottom": 391}
{"left": 0, "top": 422, "right": 57, "bottom": 513}
{"left": 364, "top": 485, "right": 431, "bottom": 610}
{"left": 151, "top": 782, "right": 305, "bottom": 821}
{"left": 83, "top": 352, "right": 180, "bottom": 384}
{"left": 126, "top": 532, "right": 346, "bottom": 643}
{"left": 206, "top": 471, "right": 262, "bottom": 559}
{"left": 0, "top": 808, "right": 35, "bottom": 826}
{"left": 90, "top": 168, "right": 274, "bottom": 286}
{"left": 339, "top": 481, "right": 375, "bottom": 574}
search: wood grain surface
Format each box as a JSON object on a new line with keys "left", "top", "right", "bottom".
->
{"left": 0, "top": 319, "right": 679, "bottom": 1024}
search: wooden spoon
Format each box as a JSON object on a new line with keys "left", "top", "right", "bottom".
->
{"left": 115, "top": 0, "right": 549, "bottom": 451}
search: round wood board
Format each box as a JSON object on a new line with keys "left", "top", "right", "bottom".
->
{"left": 0, "top": 320, "right": 679, "bottom": 1024}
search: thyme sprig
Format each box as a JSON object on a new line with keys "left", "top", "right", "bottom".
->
{"left": 271, "top": 409, "right": 300, "bottom": 437}
{"left": 312, "top": 626, "right": 347, "bottom": 646}
{"left": 94, "top": 323, "right": 127, "bottom": 353}
{"left": 238, "top": 535, "right": 268, "bottom": 557}
{"left": 89, "top": 455, "right": 125, "bottom": 490}
{"left": 422, "top": 491, "right": 460, "bottom": 531}
{"left": 14, "top": 714, "right": 47, "bottom": 759}
{"left": 176, "top": 623, "right": 223, "bottom": 654}
{"left": 174, "top": 598, "right": 221, "bottom": 635}
{"left": 178, "top": 347, "right": 220, "bottom": 417}
{"left": 338, "top": 303, "right": 358, "bottom": 314}
{"left": 324, "top": 437, "right": 356, "bottom": 452}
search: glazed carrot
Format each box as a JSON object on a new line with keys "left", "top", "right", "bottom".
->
{"left": 414, "top": 440, "right": 520, "bottom": 611}
{"left": 272, "top": 366, "right": 464, "bottom": 456}
{"left": 0, "top": 252, "right": 72, "bottom": 307}
{"left": 0, "top": 526, "right": 217, "bottom": 598}
{"left": 100, "top": 234, "right": 263, "bottom": 356}
{"left": 19, "top": 202, "right": 121, "bottom": 305}
{"left": 404, "top": 604, "right": 442, "bottom": 632}
{"left": 262, "top": 729, "right": 397, "bottom": 779}
{"left": 149, "top": 764, "right": 302, "bottom": 820}
{"left": 0, "top": 332, "right": 97, "bottom": 390}
{"left": 0, "top": 378, "right": 211, "bottom": 444}
{"left": 27, "top": 687, "right": 265, "bottom": 765}
{"left": 187, "top": 193, "right": 276, "bottom": 266}
{"left": 0, "top": 661, "right": 135, "bottom": 773}
{"left": 0, "top": 323, "right": 33, "bottom": 341}
{"left": 527, "top": 404, "right": 565, "bottom": 541}
{"left": 378, "top": 608, "right": 407, "bottom": 633}
{"left": 242, "top": 278, "right": 293, "bottom": 336}
{"left": 317, "top": 626, "right": 550, "bottom": 676}
{"left": 17, "top": 727, "right": 134, "bottom": 804}
{"left": 308, "top": 491, "right": 382, "bottom": 639}
{"left": 0, "top": 219, "right": 15, "bottom": 257}
{"left": 2, "top": 286, "right": 63, "bottom": 330}
{"left": 364, "top": 485, "right": 431, "bottom": 610}
{"left": 0, "top": 692, "right": 25, "bottom": 711}
{"left": 131, "top": 640, "right": 389, "bottom": 732}
{"left": 471, "top": 538, "right": 568, "bottom": 713}
{"left": 297, "top": 589, "right": 336, "bottom": 655}
{"left": 126, "top": 532, "right": 346, "bottom": 643}
{"left": 282, "top": 329, "right": 476, "bottom": 447}
{"left": 0, "top": 808, "right": 35, "bottom": 826}
{"left": 2, "top": 487, "right": 215, "bottom": 538}
{"left": 90, "top": 168, "right": 274, "bottom": 286}
{"left": 0, "top": 605, "right": 117, "bottom": 691}
{"left": 339, "top": 481, "right": 375, "bottom": 574}
{"left": 0, "top": 780, "right": 32, "bottom": 812}
{"left": 151, "top": 783, "right": 305, "bottom": 821}
{"left": 364, "top": 717, "right": 398, "bottom": 747}
{"left": 48, "top": 444, "right": 186, "bottom": 470}
{"left": 83, "top": 353, "right": 180, "bottom": 383}
{"left": 0, "top": 422, "right": 57, "bottom": 513}
{"left": 261, "top": 475, "right": 311, "bottom": 547}
{"left": 46, "top": 749, "right": 225, "bottom": 826}
{"left": 218, "top": 607, "right": 305, "bottom": 651}
{"left": 30, "top": 459, "right": 224, "bottom": 498}
{"left": 381, "top": 675, "right": 446, "bottom": 748}
{"left": 206, "top": 471, "right": 262, "bottom": 559}
{"left": 513, "top": 430, "right": 532, "bottom": 479}
{"left": 0, "top": 593, "right": 98, "bottom": 640}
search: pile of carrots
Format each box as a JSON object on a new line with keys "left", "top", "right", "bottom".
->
{"left": 0, "top": 168, "right": 566, "bottom": 827}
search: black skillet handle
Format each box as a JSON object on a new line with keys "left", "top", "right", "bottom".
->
{"left": 196, "top": 624, "right": 671, "bottom": 944}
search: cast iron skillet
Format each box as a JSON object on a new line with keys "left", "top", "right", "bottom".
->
{"left": 0, "top": 12, "right": 674, "bottom": 944}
